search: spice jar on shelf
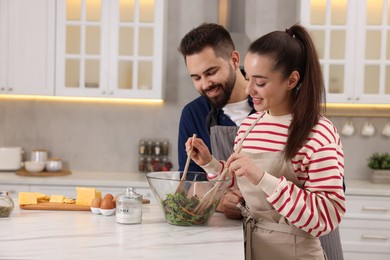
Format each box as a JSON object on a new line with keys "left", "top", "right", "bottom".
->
{"left": 139, "top": 140, "right": 146, "bottom": 155}
{"left": 146, "top": 140, "right": 154, "bottom": 155}
{"left": 162, "top": 140, "right": 169, "bottom": 156}
{"left": 0, "top": 190, "right": 14, "bottom": 218}
{"left": 138, "top": 157, "right": 146, "bottom": 172}
{"left": 154, "top": 141, "right": 161, "bottom": 156}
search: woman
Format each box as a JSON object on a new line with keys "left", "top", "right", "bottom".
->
{"left": 186, "top": 24, "right": 345, "bottom": 259}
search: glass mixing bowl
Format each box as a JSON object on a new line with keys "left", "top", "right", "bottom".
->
{"left": 146, "top": 171, "right": 231, "bottom": 226}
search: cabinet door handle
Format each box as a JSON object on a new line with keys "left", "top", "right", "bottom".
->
{"left": 362, "top": 206, "right": 389, "bottom": 212}
{"left": 361, "top": 234, "right": 389, "bottom": 240}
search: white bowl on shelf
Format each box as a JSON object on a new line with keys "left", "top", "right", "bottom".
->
{"left": 24, "top": 161, "right": 45, "bottom": 173}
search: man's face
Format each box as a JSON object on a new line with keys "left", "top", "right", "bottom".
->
{"left": 185, "top": 47, "right": 236, "bottom": 108}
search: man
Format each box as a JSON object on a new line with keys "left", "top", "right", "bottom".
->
{"left": 177, "top": 23, "right": 255, "bottom": 219}
{"left": 177, "top": 23, "right": 344, "bottom": 259}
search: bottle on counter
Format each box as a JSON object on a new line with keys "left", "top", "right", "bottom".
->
{"left": 0, "top": 190, "right": 14, "bottom": 218}
{"left": 115, "top": 188, "right": 142, "bottom": 224}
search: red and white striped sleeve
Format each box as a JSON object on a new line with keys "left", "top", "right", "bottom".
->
{"left": 259, "top": 118, "right": 346, "bottom": 237}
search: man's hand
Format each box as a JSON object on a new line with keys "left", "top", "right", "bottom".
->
{"left": 185, "top": 136, "right": 212, "bottom": 166}
{"left": 220, "top": 189, "right": 244, "bottom": 220}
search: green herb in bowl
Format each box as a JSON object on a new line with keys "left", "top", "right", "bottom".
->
{"left": 161, "top": 193, "right": 218, "bottom": 226}
{"left": 146, "top": 171, "right": 231, "bottom": 226}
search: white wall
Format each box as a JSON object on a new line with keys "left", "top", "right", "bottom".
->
{"left": 0, "top": 0, "right": 386, "bottom": 181}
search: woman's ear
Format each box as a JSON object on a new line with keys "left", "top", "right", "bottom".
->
{"left": 288, "top": 71, "right": 300, "bottom": 90}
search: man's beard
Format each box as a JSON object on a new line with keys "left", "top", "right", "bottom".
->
{"left": 202, "top": 67, "right": 236, "bottom": 109}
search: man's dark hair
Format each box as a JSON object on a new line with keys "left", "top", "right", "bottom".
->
{"left": 178, "top": 23, "right": 235, "bottom": 62}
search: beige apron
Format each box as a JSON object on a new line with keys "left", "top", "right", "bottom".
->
{"left": 209, "top": 115, "right": 341, "bottom": 259}
{"left": 236, "top": 151, "right": 327, "bottom": 260}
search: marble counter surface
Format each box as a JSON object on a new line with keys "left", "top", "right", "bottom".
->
{"left": 1, "top": 203, "right": 244, "bottom": 260}
{"left": 345, "top": 179, "right": 390, "bottom": 196}
{"left": 1, "top": 170, "right": 390, "bottom": 196}
{"left": 0, "top": 170, "right": 150, "bottom": 188}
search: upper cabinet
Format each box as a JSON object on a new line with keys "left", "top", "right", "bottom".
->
{"left": 55, "top": 0, "right": 165, "bottom": 100}
{"left": 300, "top": 0, "right": 390, "bottom": 104}
{"left": 0, "top": 0, "right": 55, "bottom": 95}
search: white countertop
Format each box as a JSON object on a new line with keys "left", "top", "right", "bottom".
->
{"left": 0, "top": 170, "right": 150, "bottom": 188}
{"left": 1, "top": 172, "right": 390, "bottom": 259}
{"left": 1, "top": 170, "right": 390, "bottom": 196}
{"left": 345, "top": 179, "right": 390, "bottom": 196}
{"left": 1, "top": 203, "right": 244, "bottom": 260}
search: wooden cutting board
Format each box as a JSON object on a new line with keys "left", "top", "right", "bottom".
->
{"left": 16, "top": 168, "right": 71, "bottom": 177}
{"left": 20, "top": 199, "right": 151, "bottom": 211}
{"left": 20, "top": 202, "right": 90, "bottom": 211}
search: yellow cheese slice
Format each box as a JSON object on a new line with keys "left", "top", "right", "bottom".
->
{"left": 63, "top": 198, "right": 76, "bottom": 204}
{"left": 49, "top": 195, "right": 65, "bottom": 203}
{"left": 76, "top": 187, "right": 101, "bottom": 206}
{"left": 19, "top": 192, "right": 38, "bottom": 205}
{"left": 34, "top": 192, "right": 50, "bottom": 201}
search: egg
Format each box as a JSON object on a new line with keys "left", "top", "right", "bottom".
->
{"left": 90, "top": 197, "right": 102, "bottom": 208}
{"left": 104, "top": 193, "right": 114, "bottom": 201}
{"left": 100, "top": 197, "right": 115, "bottom": 209}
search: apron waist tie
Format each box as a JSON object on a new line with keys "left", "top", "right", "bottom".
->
{"left": 237, "top": 202, "right": 314, "bottom": 260}
{"left": 237, "top": 203, "right": 254, "bottom": 260}
{"left": 256, "top": 221, "right": 313, "bottom": 238}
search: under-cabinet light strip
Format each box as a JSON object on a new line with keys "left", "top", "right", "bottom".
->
{"left": 0, "top": 95, "right": 164, "bottom": 104}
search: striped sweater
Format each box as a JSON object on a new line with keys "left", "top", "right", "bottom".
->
{"left": 203, "top": 112, "right": 345, "bottom": 237}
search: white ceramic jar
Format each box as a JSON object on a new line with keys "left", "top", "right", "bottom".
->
{"left": 30, "top": 149, "right": 48, "bottom": 162}
{"left": 45, "top": 158, "right": 62, "bottom": 172}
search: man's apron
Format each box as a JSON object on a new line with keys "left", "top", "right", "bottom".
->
{"left": 210, "top": 125, "right": 238, "bottom": 161}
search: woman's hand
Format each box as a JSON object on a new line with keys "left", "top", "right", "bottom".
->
{"left": 226, "top": 153, "right": 264, "bottom": 185}
{"left": 185, "top": 136, "right": 212, "bottom": 166}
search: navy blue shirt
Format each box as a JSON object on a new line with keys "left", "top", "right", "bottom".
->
{"left": 177, "top": 95, "right": 255, "bottom": 173}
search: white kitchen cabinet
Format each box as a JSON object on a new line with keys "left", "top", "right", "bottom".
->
{"left": 0, "top": 0, "right": 55, "bottom": 95}
{"left": 300, "top": 0, "right": 390, "bottom": 104}
{"left": 339, "top": 194, "right": 390, "bottom": 259}
{"left": 55, "top": 0, "right": 165, "bottom": 100}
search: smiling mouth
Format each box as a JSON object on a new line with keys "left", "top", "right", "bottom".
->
{"left": 252, "top": 97, "right": 264, "bottom": 104}
{"left": 204, "top": 85, "right": 221, "bottom": 97}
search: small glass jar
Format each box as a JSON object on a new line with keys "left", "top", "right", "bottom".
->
{"left": 154, "top": 141, "right": 161, "bottom": 156}
{"left": 138, "top": 156, "right": 146, "bottom": 172}
{"left": 0, "top": 190, "right": 14, "bottom": 218}
{"left": 139, "top": 140, "right": 146, "bottom": 155}
{"left": 162, "top": 140, "right": 169, "bottom": 156}
{"left": 115, "top": 188, "right": 142, "bottom": 224}
{"left": 146, "top": 140, "right": 154, "bottom": 155}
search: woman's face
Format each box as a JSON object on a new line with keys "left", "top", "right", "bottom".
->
{"left": 244, "top": 52, "right": 297, "bottom": 116}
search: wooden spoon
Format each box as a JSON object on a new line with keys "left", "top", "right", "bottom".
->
{"left": 175, "top": 134, "right": 196, "bottom": 194}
